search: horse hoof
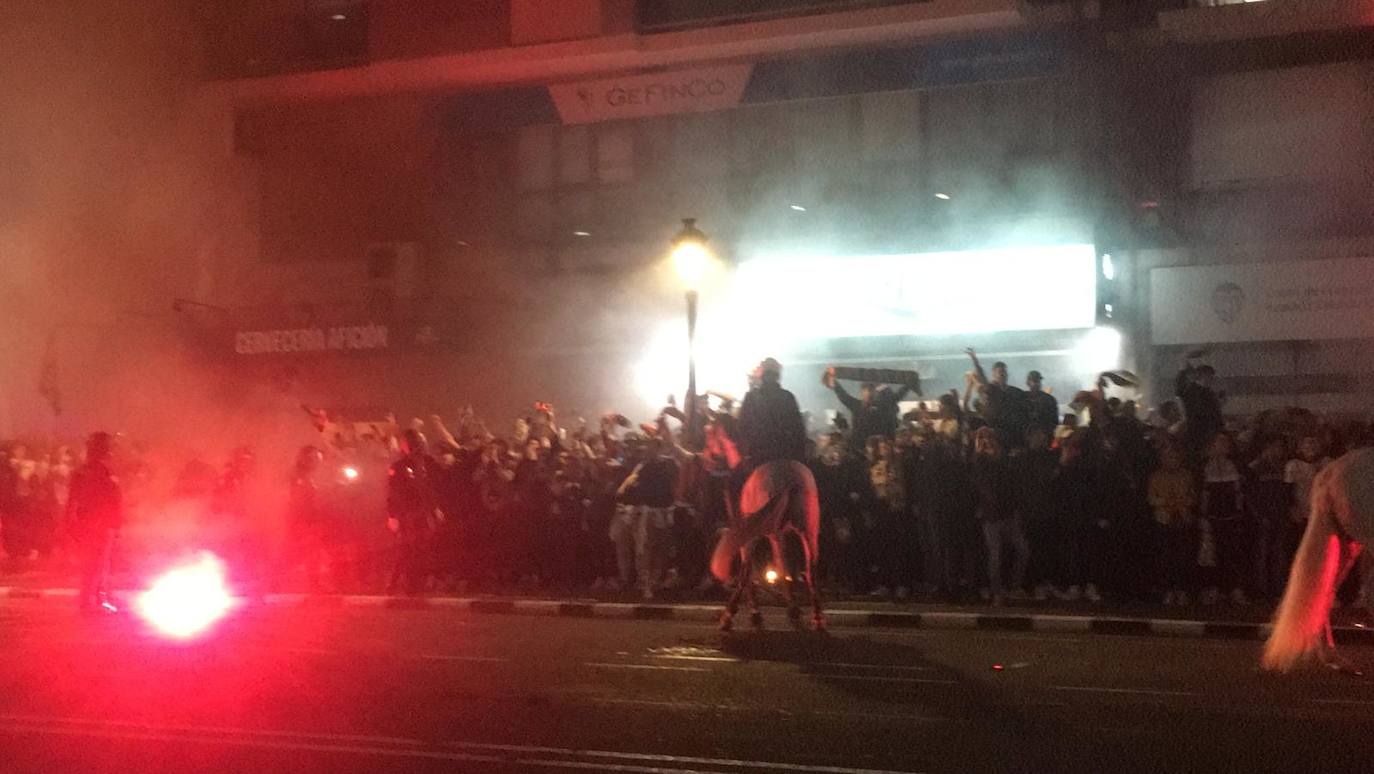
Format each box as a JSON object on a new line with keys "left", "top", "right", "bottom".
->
{"left": 750, "top": 612, "right": 765, "bottom": 631}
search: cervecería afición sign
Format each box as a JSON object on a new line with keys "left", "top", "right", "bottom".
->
{"left": 234, "top": 324, "right": 389, "bottom": 355}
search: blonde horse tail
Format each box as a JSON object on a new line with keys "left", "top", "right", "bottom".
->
{"left": 1262, "top": 471, "right": 1342, "bottom": 672}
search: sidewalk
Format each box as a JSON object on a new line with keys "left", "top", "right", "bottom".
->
{"left": 6, "top": 572, "right": 1374, "bottom": 645}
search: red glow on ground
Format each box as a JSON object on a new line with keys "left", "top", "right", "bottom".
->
{"left": 134, "top": 552, "right": 235, "bottom": 639}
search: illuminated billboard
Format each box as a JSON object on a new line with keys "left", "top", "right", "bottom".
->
{"left": 632, "top": 243, "right": 1099, "bottom": 408}
{"left": 733, "top": 244, "right": 1098, "bottom": 339}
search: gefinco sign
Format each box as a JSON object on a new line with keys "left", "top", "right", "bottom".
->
{"left": 549, "top": 64, "right": 753, "bottom": 124}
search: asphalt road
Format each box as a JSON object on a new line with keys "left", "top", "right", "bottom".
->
{"left": 3, "top": 600, "right": 1374, "bottom": 774}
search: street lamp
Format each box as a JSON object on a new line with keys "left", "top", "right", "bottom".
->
{"left": 671, "top": 218, "right": 710, "bottom": 449}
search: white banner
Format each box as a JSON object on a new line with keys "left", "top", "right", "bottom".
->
{"left": 549, "top": 64, "right": 753, "bottom": 125}
{"left": 1150, "top": 257, "right": 1374, "bottom": 345}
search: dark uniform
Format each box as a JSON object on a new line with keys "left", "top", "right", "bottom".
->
{"left": 736, "top": 382, "right": 808, "bottom": 466}
{"left": 287, "top": 448, "right": 325, "bottom": 592}
{"left": 387, "top": 449, "right": 440, "bottom": 595}
{"left": 67, "top": 436, "right": 122, "bottom": 610}
{"left": 212, "top": 450, "right": 259, "bottom": 590}
{"left": 730, "top": 367, "right": 808, "bottom": 515}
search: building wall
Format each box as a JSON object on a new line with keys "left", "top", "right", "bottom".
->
{"left": 236, "top": 93, "right": 441, "bottom": 268}
{"left": 1121, "top": 41, "right": 1374, "bottom": 418}
{"left": 370, "top": 0, "right": 511, "bottom": 59}
{"left": 0, "top": 0, "right": 266, "bottom": 443}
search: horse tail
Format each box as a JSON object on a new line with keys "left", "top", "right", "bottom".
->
{"left": 1263, "top": 468, "right": 1342, "bottom": 672}
{"left": 710, "top": 491, "right": 788, "bottom": 583}
{"left": 797, "top": 463, "right": 821, "bottom": 552}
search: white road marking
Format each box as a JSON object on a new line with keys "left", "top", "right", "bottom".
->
{"left": 0, "top": 724, "right": 498, "bottom": 764}
{"left": 0, "top": 715, "right": 928, "bottom": 774}
{"left": 586, "top": 662, "right": 710, "bottom": 673}
{"left": 0, "top": 713, "right": 422, "bottom": 746}
{"left": 250, "top": 646, "right": 506, "bottom": 663}
{"left": 806, "top": 662, "right": 936, "bottom": 672}
{"left": 442, "top": 739, "right": 929, "bottom": 773}
{"left": 818, "top": 675, "right": 957, "bottom": 685}
{"left": 274, "top": 647, "right": 339, "bottom": 656}
{"left": 417, "top": 653, "right": 508, "bottom": 663}
{"left": 651, "top": 655, "right": 741, "bottom": 663}
{"left": 1052, "top": 685, "right": 1201, "bottom": 697}
{"left": 588, "top": 697, "right": 962, "bottom": 725}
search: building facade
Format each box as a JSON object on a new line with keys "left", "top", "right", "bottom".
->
{"left": 6, "top": 0, "right": 1371, "bottom": 438}
{"left": 198, "top": 0, "right": 1115, "bottom": 423}
{"left": 1102, "top": 0, "right": 1374, "bottom": 416}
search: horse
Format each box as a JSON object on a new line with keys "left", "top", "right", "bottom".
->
{"left": 709, "top": 458, "right": 824, "bottom": 632}
{"left": 1263, "top": 447, "right": 1374, "bottom": 672}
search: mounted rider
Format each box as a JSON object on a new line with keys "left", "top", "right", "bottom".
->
{"left": 729, "top": 358, "right": 808, "bottom": 515}
{"left": 711, "top": 358, "right": 824, "bottom": 630}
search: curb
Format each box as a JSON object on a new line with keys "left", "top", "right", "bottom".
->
{"left": 8, "top": 585, "right": 1374, "bottom": 644}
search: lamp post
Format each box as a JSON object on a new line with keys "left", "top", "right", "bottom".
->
{"left": 671, "top": 218, "right": 710, "bottom": 450}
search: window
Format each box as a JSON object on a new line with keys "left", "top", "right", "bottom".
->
{"left": 595, "top": 124, "right": 636, "bottom": 184}
{"left": 859, "top": 91, "right": 921, "bottom": 162}
{"left": 672, "top": 113, "right": 729, "bottom": 179}
{"left": 792, "top": 97, "right": 856, "bottom": 169}
{"left": 730, "top": 104, "right": 793, "bottom": 176}
{"left": 515, "top": 125, "right": 554, "bottom": 192}
{"left": 557, "top": 125, "right": 592, "bottom": 185}
{"left": 514, "top": 193, "right": 554, "bottom": 243}
{"left": 925, "top": 85, "right": 991, "bottom": 184}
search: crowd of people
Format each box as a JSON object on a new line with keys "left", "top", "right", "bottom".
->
{"left": 2, "top": 349, "right": 1371, "bottom": 613}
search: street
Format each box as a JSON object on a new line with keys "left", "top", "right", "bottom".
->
{"left": 2, "top": 601, "right": 1374, "bottom": 773}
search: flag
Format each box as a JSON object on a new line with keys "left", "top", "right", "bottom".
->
{"left": 38, "top": 331, "right": 61, "bottom": 416}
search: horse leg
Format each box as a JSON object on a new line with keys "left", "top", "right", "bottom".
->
{"left": 771, "top": 534, "right": 802, "bottom": 629}
{"left": 720, "top": 546, "right": 748, "bottom": 632}
{"left": 1320, "top": 541, "right": 1365, "bottom": 672}
{"left": 744, "top": 547, "right": 764, "bottom": 630}
{"left": 799, "top": 527, "right": 825, "bottom": 631}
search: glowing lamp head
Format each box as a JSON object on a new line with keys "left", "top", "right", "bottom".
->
{"left": 670, "top": 218, "right": 711, "bottom": 290}
{"left": 134, "top": 552, "right": 234, "bottom": 639}
{"left": 764, "top": 568, "right": 779, "bottom": 584}
{"left": 342, "top": 465, "right": 360, "bottom": 482}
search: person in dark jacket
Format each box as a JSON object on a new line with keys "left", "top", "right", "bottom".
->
{"left": 1176, "top": 356, "right": 1223, "bottom": 468}
{"left": 730, "top": 358, "right": 808, "bottom": 523}
{"left": 823, "top": 368, "right": 912, "bottom": 441}
{"left": 967, "top": 348, "right": 1028, "bottom": 448}
{"left": 286, "top": 445, "right": 326, "bottom": 592}
{"left": 1023, "top": 371, "right": 1059, "bottom": 442}
{"left": 387, "top": 429, "right": 440, "bottom": 595}
{"left": 1016, "top": 427, "right": 1061, "bottom": 600}
{"left": 735, "top": 358, "right": 807, "bottom": 466}
{"left": 67, "top": 432, "right": 122, "bottom": 611}
{"left": 612, "top": 433, "right": 678, "bottom": 599}
{"left": 969, "top": 427, "right": 1029, "bottom": 605}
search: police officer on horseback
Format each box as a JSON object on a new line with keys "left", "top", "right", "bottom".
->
{"left": 713, "top": 358, "right": 825, "bottom": 631}
{"left": 736, "top": 359, "right": 807, "bottom": 462}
